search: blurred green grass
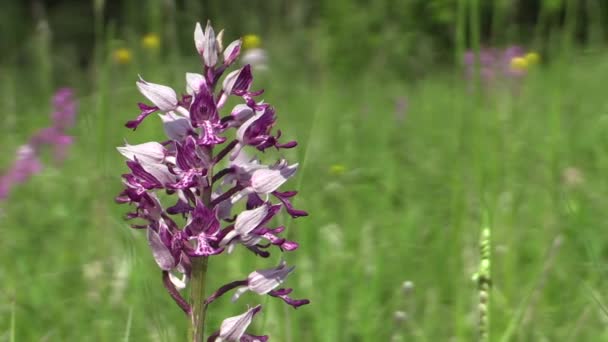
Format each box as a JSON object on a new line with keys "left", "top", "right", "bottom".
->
{"left": 2, "top": 1, "right": 608, "bottom": 341}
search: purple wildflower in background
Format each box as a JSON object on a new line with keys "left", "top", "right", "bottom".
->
{"left": 0, "top": 88, "right": 77, "bottom": 201}
{"left": 463, "top": 45, "right": 538, "bottom": 91}
{"left": 116, "top": 20, "right": 308, "bottom": 341}
{"left": 394, "top": 96, "right": 408, "bottom": 124}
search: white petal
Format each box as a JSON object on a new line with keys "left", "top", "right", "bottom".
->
{"left": 231, "top": 150, "right": 261, "bottom": 170}
{"left": 218, "top": 306, "right": 261, "bottom": 341}
{"left": 117, "top": 142, "right": 165, "bottom": 162}
{"left": 140, "top": 159, "right": 177, "bottom": 186}
{"left": 231, "top": 104, "right": 254, "bottom": 123}
{"left": 223, "top": 39, "right": 242, "bottom": 64}
{"left": 216, "top": 29, "right": 225, "bottom": 52}
{"left": 251, "top": 163, "right": 298, "bottom": 194}
{"left": 247, "top": 262, "right": 294, "bottom": 295}
{"left": 203, "top": 21, "right": 218, "bottom": 67}
{"left": 159, "top": 112, "right": 192, "bottom": 141}
{"left": 186, "top": 73, "right": 205, "bottom": 95}
{"left": 235, "top": 109, "right": 264, "bottom": 142}
{"left": 194, "top": 22, "right": 204, "bottom": 54}
{"left": 234, "top": 204, "right": 268, "bottom": 235}
{"left": 136, "top": 77, "right": 178, "bottom": 112}
{"left": 222, "top": 69, "right": 241, "bottom": 94}
{"left": 169, "top": 272, "right": 187, "bottom": 290}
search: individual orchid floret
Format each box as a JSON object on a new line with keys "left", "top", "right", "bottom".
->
{"left": 223, "top": 39, "right": 242, "bottom": 67}
{"left": 195, "top": 21, "right": 219, "bottom": 67}
{"left": 222, "top": 65, "right": 253, "bottom": 96}
{"left": 117, "top": 142, "right": 166, "bottom": 163}
{"left": 235, "top": 261, "right": 295, "bottom": 299}
{"left": 147, "top": 219, "right": 178, "bottom": 271}
{"left": 207, "top": 305, "right": 266, "bottom": 342}
{"left": 250, "top": 161, "right": 299, "bottom": 195}
{"left": 117, "top": 20, "right": 308, "bottom": 341}
{"left": 137, "top": 77, "right": 179, "bottom": 112}
{"left": 127, "top": 78, "right": 182, "bottom": 130}
{"left": 159, "top": 112, "right": 194, "bottom": 141}
{"left": 204, "top": 261, "right": 309, "bottom": 310}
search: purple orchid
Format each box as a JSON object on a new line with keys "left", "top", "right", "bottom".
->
{"left": 0, "top": 88, "right": 77, "bottom": 201}
{"left": 116, "top": 21, "right": 308, "bottom": 341}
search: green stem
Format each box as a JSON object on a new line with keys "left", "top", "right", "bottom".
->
{"left": 189, "top": 257, "right": 209, "bottom": 342}
{"left": 189, "top": 146, "right": 214, "bottom": 342}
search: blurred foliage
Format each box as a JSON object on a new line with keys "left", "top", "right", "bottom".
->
{"left": 0, "top": 0, "right": 607, "bottom": 78}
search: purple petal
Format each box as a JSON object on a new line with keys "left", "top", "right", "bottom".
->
{"left": 162, "top": 271, "right": 191, "bottom": 315}
{"left": 240, "top": 334, "right": 269, "bottom": 342}
{"left": 269, "top": 289, "right": 309, "bottom": 309}
{"left": 126, "top": 103, "right": 159, "bottom": 129}
{"left": 223, "top": 65, "right": 253, "bottom": 95}
{"left": 189, "top": 83, "right": 219, "bottom": 127}
{"left": 273, "top": 191, "right": 308, "bottom": 218}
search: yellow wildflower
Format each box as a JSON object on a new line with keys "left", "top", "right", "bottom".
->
{"left": 243, "top": 34, "right": 261, "bottom": 50}
{"left": 524, "top": 51, "right": 540, "bottom": 65}
{"left": 510, "top": 56, "right": 528, "bottom": 72}
{"left": 329, "top": 164, "right": 347, "bottom": 176}
{"left": 113, "top": 48, "right": 132, "bottom": 64}
{"left": 142, "top": 33, "right": 161, "bottom": 50}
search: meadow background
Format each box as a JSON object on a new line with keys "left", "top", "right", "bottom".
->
{"left": 2, "top": 0, "right": 608, "bottom": 341}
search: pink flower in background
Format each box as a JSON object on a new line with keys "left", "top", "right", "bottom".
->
{"left": 394, "top": 96, "right": 408, "bottom": 124}
{"left": 0, "top": 88, "right": 77, "bottom": 201}
{"left": 463, "top": 45, "right": 538, "bottom": 90}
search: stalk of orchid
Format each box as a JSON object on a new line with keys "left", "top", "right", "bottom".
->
{"left": 116, "top": 21, "right": 309, "bottom": 342}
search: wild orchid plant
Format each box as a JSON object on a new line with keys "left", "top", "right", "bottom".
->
{"left": 116, "top": 21, "right": 309, "bottom": 341}
{"left": 0, "top": 88, "right": 76, "bottom": 201}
